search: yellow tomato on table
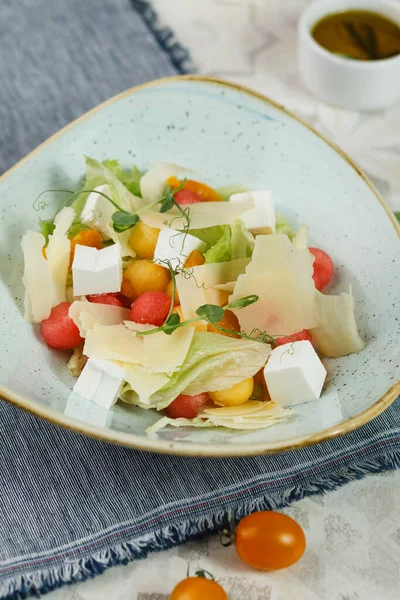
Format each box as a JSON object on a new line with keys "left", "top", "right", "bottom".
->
{"left": 170, "top": 576, "right": 228, "bottom": 600}
{"left": 235, "top": 511, "right": 306, "bottom": 570}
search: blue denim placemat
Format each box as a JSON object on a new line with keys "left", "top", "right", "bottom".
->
{"left": 0, "top": 1, "right": 399, "bottom": 599}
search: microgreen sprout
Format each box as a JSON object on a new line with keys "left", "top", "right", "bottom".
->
{"left": 34, "top": 179, "right": 190, "bottom": 235}
{"left": 280, "top": 342, "right": 295, "bottom": 363}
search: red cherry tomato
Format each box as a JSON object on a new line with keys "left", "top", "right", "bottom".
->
{"left": 309, "top": 247, "right": 334, "bottom": 291}
{"left": 166, "top": 393, "right": 209, "bottom": 419}
{"left": 129, "top": 291, "right": 171, "bottom": 326}
{"left": 235, "top": 511, "right": 306, "bottom": 570}
{"left": 87, "top": 293, "right": 124, "bottom": 307}
{"left": 40, "top": 302, "right": 83, "bottom": 350}
{"left": 174, "top": 189, "right": 203, "bottom": 205}
{"left": 170, "top": 577, "right": 228, "bottom": 600}
{"left": 274, "top": 330, "right": 314, "bottom": 348}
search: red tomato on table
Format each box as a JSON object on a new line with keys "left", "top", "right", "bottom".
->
{"left": 40, "top": 302, "right": 83, "bottom": 350}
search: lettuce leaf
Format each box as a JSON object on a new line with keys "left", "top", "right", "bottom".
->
{"left": 275, "top": 212, "right": 295, "bottom": 241}
{"left": 230, "top": 218, "right": 255, "bottom": 260}
{"left": 151, "top": 332, "right": 271, "bottom": 409}
{"left": 190, "top": 225, "right": 229, "bottom": 250}
{"left": 102, "top": 160, "right": 143, "bottom": 197}
{"left": 71, "top": 157, "right": 145, "bottom": 217}
{"left": 204, "top": 219, "right": 254, "bottom": 264}
{"left": 204, "top": 227, "right": 232, "bottom": 263}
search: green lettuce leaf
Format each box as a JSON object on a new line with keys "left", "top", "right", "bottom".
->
{"left": 102, "top": 160, "right": 143, "bottom": 197}
{"left": 230, "top": 218, "right": 255, "bottom": 260}
{"left": 151, "top": 332, "right": 271, "bottom": 409}
{"left": 275, "top": 212, "right": 295, "bottom": 241}
{"left": 189, "top": 225, "right": 229, "bottom": 250}
{"left": 71, "top": 156, "right": 144, "bottom": 217}
{"left": 204, "top": 219, "right": 254, "bottom": 264}
{"left": 204, "top": 227, "right": 232, "bottom": 263}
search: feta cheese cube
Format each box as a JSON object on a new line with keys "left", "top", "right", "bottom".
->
{"left": 154, "top": 228, "right": 206, "bottom": 271}
{"left": 73, "top": 358, "right": 125, "bottom": 410}
{"left": 72, "top": 244, "right": 122, "bottom": 296}
{"left": 80, "top": 184, "right": 115, "bottom": 239}
{"left": 263, "top": 340, "right": 326, "bottom": 407}
{"left": 230, "top": 190, "right": 275, "bottom": 235}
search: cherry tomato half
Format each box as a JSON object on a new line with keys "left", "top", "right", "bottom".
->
{"left": 170, "top": 577, "right": 228, "bottom": 600}
{"left": 309, "top": 247, "right": 334, "bottom": 292}
{"left": 166, "top": 393, "right": 209, "bottom": 419}
{"left": 235, "top": 511, "right": 306, "bottom": 570}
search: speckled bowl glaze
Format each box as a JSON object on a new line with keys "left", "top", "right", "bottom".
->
{"left": 0, "top": 76, "right": 399, "bottom": 456}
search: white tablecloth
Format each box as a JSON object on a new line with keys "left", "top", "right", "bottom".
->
{"left": 49, "top": 1, "right": 400, "bottom": 598}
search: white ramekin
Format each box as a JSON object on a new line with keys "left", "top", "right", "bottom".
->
{"left": 298, "top": 0, "right": 400, "bottom": 110}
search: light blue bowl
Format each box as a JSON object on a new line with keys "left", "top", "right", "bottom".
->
{"left": 0, "top": 76, "right": 399, "bottom": 456}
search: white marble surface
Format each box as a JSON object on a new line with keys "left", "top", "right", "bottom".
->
{"left": 48, "top": 1, "right": 400, "bottom": 598}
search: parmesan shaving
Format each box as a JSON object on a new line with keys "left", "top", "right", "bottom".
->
{"left": 84, "top": 324, "right": 146, "bottom": 364}
{"left": 310, "top": 288, "right": 365, "bottom": 357}
{"left": 69, "top": 301, "right": 130, "bottom": 337}
{"left": 293, "top": 224, "right": 309, "bottom": 249}
{"left": 22, "top": 231, "right": 51, "bottom": 322}
{"left": 140, "top": 197, "right": 254, "bottom": 231}
{"left": 230, "top": 234, "right": 318, "bottom": 336}
{"left": 46, "top": 207, "right": 75, "bottom": 307}
{"left": 84, "top": 323, "right": 194, "bottom": 373}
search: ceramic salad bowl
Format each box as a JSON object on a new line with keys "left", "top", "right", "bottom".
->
{"left": 0, "top": 76, "right": 399, "bottom": 456}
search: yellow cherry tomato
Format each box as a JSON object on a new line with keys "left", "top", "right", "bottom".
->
{"left": 124, "top": 259, "right": 170, "bottom": 300}
{"left": 236, "top": 511, "right": 306, "bottom": 570}
{"left": 209, "top": 377, "right": 254, "bottom": 407}
{"left": 169, "top": 577, "right": 228, "bottom": 600}
{"left": 129, "top": 221, "right": 160, "bottom": 259}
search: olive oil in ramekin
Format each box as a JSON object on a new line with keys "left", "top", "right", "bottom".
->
{"left": 312, "top": 10, "right": 400, "bottom": 60}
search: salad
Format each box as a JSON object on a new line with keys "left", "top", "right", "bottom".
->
{"left": 22, "top": 158, "right": 365, "bottom": 434}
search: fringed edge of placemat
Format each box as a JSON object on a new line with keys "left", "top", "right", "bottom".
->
{"left": 131, "top": 0, "right": 197, "bottom": 74}
{"left": 2, "top": 449, "right": 399, "bottom": 600}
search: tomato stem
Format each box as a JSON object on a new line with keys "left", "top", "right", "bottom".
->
{"left": 219, "top": 528, "right": 236, "bottom": 547}
{"left": 195, "top": 569, "right": 215, "bottom": 580}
